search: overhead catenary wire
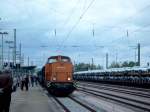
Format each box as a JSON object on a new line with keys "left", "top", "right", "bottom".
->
{"left": 51, "top": 0, "right": 81, "bottom": 50}
{"left": 83, "top": 0, "right": 87, "bottom": 10}
{"left": 54, "top": 2, "right": 150, "bottom": 56}
{"left": 61, "top": 0, "right": 81, "bottom": 28}
{"left": 56, "top": 0, "right": 95, "bottom": 52}
{"left": 80, "top": 3, "right": 150, "bottom": 48}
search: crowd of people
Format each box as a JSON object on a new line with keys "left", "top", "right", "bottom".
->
{"left": 0, "top": 70, "right": 38, "bottom": 112}
{"left": 19, "top": 75, "right": 38, "bottom": 91}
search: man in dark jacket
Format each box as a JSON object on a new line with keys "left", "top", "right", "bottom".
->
{"left": 0, "top": 70, "right": 13, "bottom": 112}
{"left": 25, "top": 75, "right": 29, "bottom": 91}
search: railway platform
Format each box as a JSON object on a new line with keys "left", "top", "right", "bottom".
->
{"left": 8, "top": 82, "right": 149, "bottom": 112}
{"left": 10, "top": 86, "right": 63, "bottom": 112}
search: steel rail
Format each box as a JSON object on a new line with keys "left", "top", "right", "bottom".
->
{"left": 68, "top": 96, "right": 96, "bottom": 112}
{"left": 78, "top": 83, "right": 150, "bottom": 98}
{"left": 78, "top": 87, "right": 150, "bottom": 112}
{"left": 46, "top": 93, "right": 71, "bottom": 112}
{"left": 79, "top": 81, "right": 150, "bottom": 92}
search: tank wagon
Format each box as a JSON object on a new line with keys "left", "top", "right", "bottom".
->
{"left": 74, "top": 67, "right": 150, "bottom": 88}
{"left": 38, "top": 55, "right": 76, "bottom": 96}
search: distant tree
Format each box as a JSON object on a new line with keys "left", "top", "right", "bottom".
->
{"left": 122, "top": 61, "right": 129, "bottom": 67}
{"left": 128, "top": 61, "right": 136, "bottom": 67}
{"left": 121, "top": 61, "right": 137, "bottom": 67}
{"left": 109, "top": 61, "right": 139, "bottom": 69}
{"left": 97, "top": 64, "right": 103, "bottom": 69}
{"left": 109, "top": 61, "right": 120, "bottom": 68}
{"left": 74, "top": 63, "right": 103, "bottom": 72}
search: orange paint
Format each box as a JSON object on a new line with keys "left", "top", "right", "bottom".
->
{"left": 45, "top": 55, "right": 73, "bottom": 83}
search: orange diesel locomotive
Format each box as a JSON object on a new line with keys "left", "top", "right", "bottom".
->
{"left": 41, "top": 55, "right": 75, "bottom": 95}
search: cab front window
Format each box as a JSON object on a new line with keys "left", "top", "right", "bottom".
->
{"left": 61, "top": 58, "right": 69, "bottom": 62}
{"left": 48, "top": 59, "right": 58, "bottom": 63}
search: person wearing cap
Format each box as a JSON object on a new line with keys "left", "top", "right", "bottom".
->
{"left": 0, "top": 70, "right": 13, "bottom": 112}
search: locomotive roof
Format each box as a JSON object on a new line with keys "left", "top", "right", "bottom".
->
{"left": 48, "top": 55, "right": 70, "bottom": 59}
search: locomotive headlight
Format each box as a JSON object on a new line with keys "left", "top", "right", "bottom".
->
{"left": 53, "top": 77, "right": 56, "bottom": 81}
{"left": 68, "top": 77, "right": 71, "bottom": 81}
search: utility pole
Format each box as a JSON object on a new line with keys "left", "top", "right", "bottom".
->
{"left": 8, "top": 46, "right": 14, "bottom": 65}
{"left": 19, "top": 43, "right": 22, "bottom": 66}
{"left": 134, "top": 48, "right": 137, "bottom": 63}
{"left": 106, "top": 53, "right": 108, "bottom": 69}
{"left": 91, "top": 58, "right": 94, "bottom": 70}
{"left": 5, "top": 40, "right": 13, "bottom": 67}
{"left": 54, "top": 29, "right": 57, "bottom": 37}
{"left": 13, "top": 29, "right": 16, "bottom": 66}
{"left": 92, "top": 23, "right": 95, "bottom": 38}
{"left": 74, "top": 60, "right": 76, "bottom": 71}
{"left": 0, "top": 32, "right": 8, "bottom": 69}
{"left": 137, "top": 43, "right": 140, "bottom": 66}
{"left": 115, "top": 51, "right": 118, "bottom": 64}
{"left": 21, "top": 53, "right": 24, "bottom": 66}
{"left": 148, "top": 56, "right": 150, "bottom": 67}
{"left": 28, "top": 56, "right": 29, "bottom": 66}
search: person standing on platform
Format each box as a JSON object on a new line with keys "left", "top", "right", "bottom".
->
{"left": 17, "top": 76, "right": 20, "bottom": 87}
{"left": 0, "top": 70, "right": 13, "bottom": 112}
{"left": 21, "top": 76, "right": 25, "bottom": 91}
{"left": 30, "top": 75, "right": 34, "bottom": 87}
{"left": 25, "top": 75, "right": 29, "bottom": 91}
{"left": 34, "top": 76, "right": 38, "bottom": 86}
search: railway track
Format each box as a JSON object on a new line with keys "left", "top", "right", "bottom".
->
{"left": 46, "top": 93, "right": 96, "bottom": 112}
{"left": 78, "top": 87, "right": 150, "bottom": 112}
{"left": 79, "top": 81, "right": 150, "bottom": 93}
{"left": 68, "top": 96, "right": 97, "bottom": 112}
{"left": 78, "top": 82, "right": 150, "bottom": 98}
{"left": 52, "top": 96, "right": 70, "bottom": 112}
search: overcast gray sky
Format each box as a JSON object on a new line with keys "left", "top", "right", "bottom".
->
{"left": 0, "top": 0, "right": 150, "bottom": 68}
